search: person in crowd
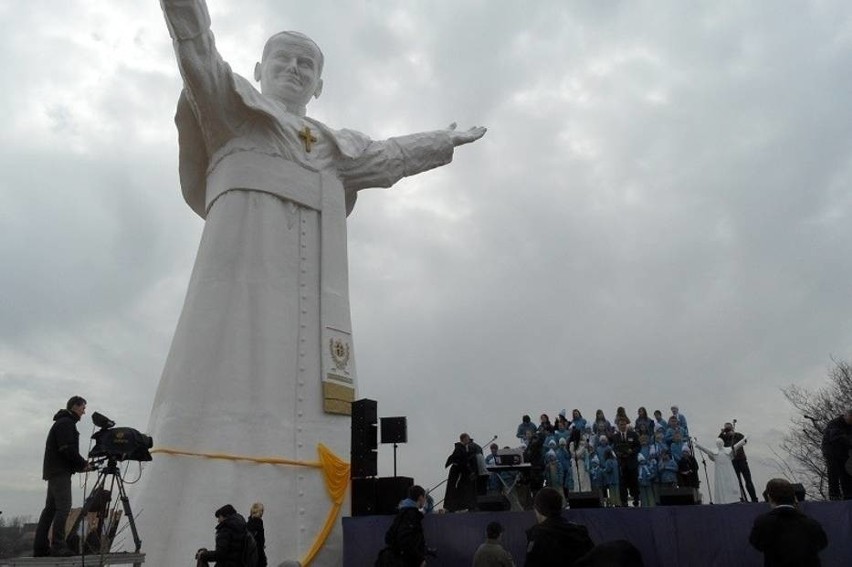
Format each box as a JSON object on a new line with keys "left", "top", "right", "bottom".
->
{"left": 472, "top": 521, "right": 516, "bottom": 567}
{"left": 544, "top": 439, "right": 558, "bottom": 463}
{"left": 552, "top": 419, "right": 571, "bottom": 446}
{"left": 612, "top": 418, "right": 641, "bottom": 507}
{"left": 602, "top": 449, "right": 621, "bottom": 506}
{"left": 595, "top": 435, "right": 611, "bottom": 464}
{"left": 570, "top": 438, "right": 591, "bottom": 492}
{"left": 592, "top": 410, "right": 613, "bottom": 440}
{"left": 664, "top": 417, "right": 686, "bottom": 460}
{"left": 637, "top": 454, "right": 656, "bottom": 507}
{"left": 649, "top": 429, "right": 666, "bottom": 462}
{"left": 638, "top": 433, "right": 651, "bottom": 461}
{"left": 34, "top": 396, "right": 91, "bottom": 557}
{"left": 570, "top": 409, "right": 588, "bottom": 437}
{"left": 445, "top": 433, "right": 476, "bottom": 512}
{"left": 670, "top": 406, "right": 688, "bottom": 435}
{"left": 589, "top": 456, "right": 603, "bottom": 495}
{"left": 523, "top": 430, "right": 546, "bottom": 497}
{"left": 694, "top": 436, "right": 745, "bottom": 504}
{"left": 516, "top": 415, "right": 537, "bottom": 440}
{"left": 379, "top": 485, "right": 429, "bottom": 567}
{"left": 635, "top": 407, "right": 654, "bottom": 437}
{"left": 615, "top": 407, "right": 628, "bottom": 424}
{"left": 524, "top": 487, "right": 594, "bottom": 566}
{"left": 676, "top": 447, "right": 700, "bottom": 490}
{"left": 246, "top": 502, "right": 267, "bottom": 567}
{"left": 485, "top": 443, "right": 502, "bottom": 494}
{"left": 749, "top": 478, "right": 828, "bottom": 567}
{"left": 657, "top": 450, "right": 679, "bottom": 489}
{"left": 195, "top": 504, "right": 250, "bottom": 567}
{"left": 653, "top": 410, "right": 666, "bottom": 431}
{"left": 543, "top": 453, "right": 564, "bottom": 491}
{"left": 557, "top": 438, "right": 575, "bottom": 494}
{"left": 537, "top": 414, "right": 554, "bottom": 435}
{"left": 820, "top": 409, "right": 852, "bottom": 500}
{"left": 719, "top": 422, "right": 759, "bottom": 502}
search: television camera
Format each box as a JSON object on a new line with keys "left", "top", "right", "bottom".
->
{"left": 65, "top": 412, "right": 153, "bottom": 554}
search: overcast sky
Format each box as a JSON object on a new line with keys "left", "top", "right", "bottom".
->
{"left": 2, "top": 0, "right": 852, "bottom": 519}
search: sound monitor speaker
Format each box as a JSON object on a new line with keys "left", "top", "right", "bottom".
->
{"left": 351, "top": 477, "right": 377, "bottom": 516}
{"left": 376, "top": 476, "right": 414, "bottom": 515}
{"left": 476, "top": 494, "right": 510, "bottom": 512}
{"left": 350, "top": 449, "right": 378, "bottom": 479}
{"left": 567, "top": 491, "right": 602, "bottom": 509}
{"left": 791, "top": 483, "right": 806, "bottom": 502}
{"left": 380, "top": 416, "right": 408, "bottom": 444}
{"left": 659, "top": 487, "right": 698, "bottom": 506}
{"left": 351, "top": 399, "right": 378, "bottom": 478}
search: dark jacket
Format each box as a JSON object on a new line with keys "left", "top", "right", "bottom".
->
{"left": 719, "top": 430, "right": 748, "bottom": 460}
{"left": 199, "top": 513, "right": 248, "bottom": 567}
{"left": 611, "top": 430, "right": 641, "bottom": 470}
{"left": 821, "top": 416, "right": 851, "bottom": 460}
{"left": 384, "top": 501, "right": 426, "bottom": 567}
{"left": 525, "top": 515, "right": 595, "bottom": 566}
{"left": 748, "top": 506, "right": 828, "bottom": 567}
{"left": 246, "top": 516, "right": 267, "bottom": 567}
{"left": 42, "top": 409, "right": 88, "bottom": 480}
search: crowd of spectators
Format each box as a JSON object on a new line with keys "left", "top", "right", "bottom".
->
{"left": 486, "top": 405, "right": 700, "bottom": 508}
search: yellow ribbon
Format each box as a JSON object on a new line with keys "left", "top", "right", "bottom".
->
{"left": 151, "top": 444, "right": 350, "bottom": 566}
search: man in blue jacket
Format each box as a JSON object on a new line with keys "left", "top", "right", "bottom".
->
{"left": 33, "top": 396, "right": 90, "bottom": 557}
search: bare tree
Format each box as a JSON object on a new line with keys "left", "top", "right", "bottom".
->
{"left": 780, "top": 358, "right": 852, "bottom": 499}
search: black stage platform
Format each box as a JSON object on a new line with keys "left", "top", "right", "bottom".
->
{"left": 343, "top": 500, "right": 851, "bottom": 566}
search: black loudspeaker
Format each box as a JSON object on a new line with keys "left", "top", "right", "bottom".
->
{"left": 567, "top": 491, "right": 602, "bottom": 509}
{"left": 380, "top": 416, "right": 408, "bottom": 444}
{"left": 791, "top": 483, "right": 806, "bottom": 502}
{"left": 476, "top": 494, "right": 510, "bottom": 511}
{"left": 351, "top": 477, "right": 377, "bottom": 516}
{"left": 659, "top": 487, "right": 698, "bottom": 506}
{"left": 376, "top": 476, "right": 414, "bottom": 515}
{"left": 351, "top": 399, "right": 378, "bottom": 478}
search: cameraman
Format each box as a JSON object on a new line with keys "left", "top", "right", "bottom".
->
{"left": 33, "top": 396, "right": 91, "bottom": 557}
{"left": 718, "top": 422, "right": 758, "bottom": 502}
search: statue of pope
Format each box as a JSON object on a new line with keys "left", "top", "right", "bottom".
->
{"left": 134, "top": 1, "right": 486, "bottom": 565}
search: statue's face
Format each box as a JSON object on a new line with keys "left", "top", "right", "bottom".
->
{"left": 257, "top": 35, "right": 323, "bottom": 107}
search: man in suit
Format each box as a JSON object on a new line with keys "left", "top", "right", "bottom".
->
{"left": 748, "top": 478, "right": 827, "bottom": 567}
{"left": 612, "top": 418, "right": 641, "bottom": 507}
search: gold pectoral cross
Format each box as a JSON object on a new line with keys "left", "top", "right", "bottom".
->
{"left": 298, "top": 126, "right": 318, "bottom": 153}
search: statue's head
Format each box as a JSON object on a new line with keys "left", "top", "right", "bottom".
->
{"left": 254, "top": 31, "right": 324, "bottom": 111}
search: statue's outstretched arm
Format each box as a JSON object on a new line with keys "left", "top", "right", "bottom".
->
{"left": 445, "top": 122, "right": 487, "bottom": 147}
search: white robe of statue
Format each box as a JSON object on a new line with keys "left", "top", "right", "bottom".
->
{"left": 694, "top": 437, "right": 746, "bottom": 504}
{"left": 133, "top": 1, "right": 485, "bottom": 566}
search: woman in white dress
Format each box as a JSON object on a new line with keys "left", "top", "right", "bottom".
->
{"left": 694, "top": 437, "right": 746, "bottom": 504}
{"left": 570, "top": 437, "right": 592, "bottom": 492}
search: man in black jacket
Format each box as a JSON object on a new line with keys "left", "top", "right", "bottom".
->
{"left": 749, "top": 478, "right": 827, "bottom": 567}
{"left": 196, "top": 504, "right": 252, "bottom": 567}
{"left": 612, "top": 418, "right": 641, "bottom": 507}
{"left": 33, "top": 396, "right": 90, "bottom": 557}
{"left": 525, "top": 487, "right": 594, "bottom": 566}
{"left": 821, "top": 409, "right": 852, "bottom": 500}
{"left": 719, "top": 422, "right": 759, "bottom": 502}
{"left": 380, "top": 485, "right": 428, "bottom": 567}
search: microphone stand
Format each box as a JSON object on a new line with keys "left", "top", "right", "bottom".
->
{"left": 695, "top": 438, "right": 713, "bottom": 505}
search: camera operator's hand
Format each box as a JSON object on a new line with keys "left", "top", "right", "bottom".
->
{"left": 84, "top": 462, "right": 93, "bottom": 472}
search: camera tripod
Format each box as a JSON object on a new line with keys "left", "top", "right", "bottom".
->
{"left": 66, "top": 456, "right": 142, "bottom": 553}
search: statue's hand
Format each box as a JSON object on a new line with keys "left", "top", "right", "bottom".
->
{"left": 446, "top": 122, "right": 487, "bottom": 146}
